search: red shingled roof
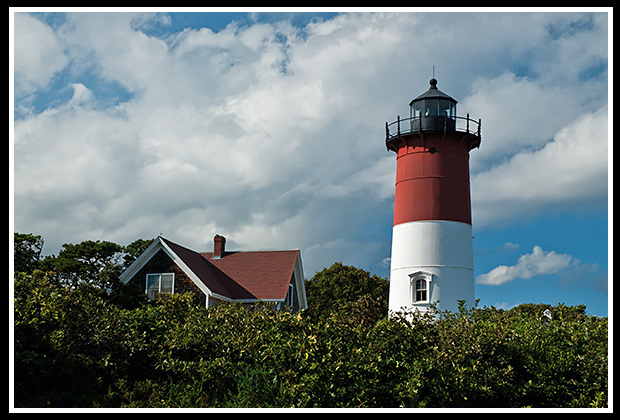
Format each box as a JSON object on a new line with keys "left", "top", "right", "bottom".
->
{"left": 201, "top": 250, "right": 300, "bottom": 300}
{"left": 160, "top": 237, "right": 299, "bottom": 301}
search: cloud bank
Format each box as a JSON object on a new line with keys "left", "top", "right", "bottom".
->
{"left": 471, "top": 103, "right": 608, "bottom": 228}
{"left": 477, "top": 245, "right": 575, "bottom": 285}
{"left": 12, "top": 12, "right": 609, "bottom": 276}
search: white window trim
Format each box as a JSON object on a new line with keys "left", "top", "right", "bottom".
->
{"left": 146, "top": 273, "right": 175, "bottom": 299}
{"left": 409, "top": 271, "right": 433, "bottom": 305}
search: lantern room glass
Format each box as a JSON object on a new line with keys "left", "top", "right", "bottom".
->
{"left": 410, "top": 99, "right": 455, "bottom": 120}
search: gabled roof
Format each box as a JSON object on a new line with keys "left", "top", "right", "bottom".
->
{"left": 120, "top": 236, "right": 303, "bottom": 303}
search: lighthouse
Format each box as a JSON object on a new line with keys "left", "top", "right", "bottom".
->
{"left": 385, "top": 78, "right": 481, "bottom": 315}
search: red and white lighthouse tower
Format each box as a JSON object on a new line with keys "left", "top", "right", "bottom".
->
{"left": 385, "top": 78, "right": 481, "bottom": 315}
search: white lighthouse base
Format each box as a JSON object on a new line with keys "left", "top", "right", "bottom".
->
{"left": 388, "top": 220, "right": 475, "bottom": 316}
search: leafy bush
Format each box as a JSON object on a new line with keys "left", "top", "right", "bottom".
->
{"left": 12, "top": 242, "right": 608, "bottom": 408}
{"left": 13, "top": 271, "right": 607, "bottom": 408}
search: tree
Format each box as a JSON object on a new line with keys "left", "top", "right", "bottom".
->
{"left": 122, "top": 238, "right": 155, "bottom": 269}
{"left": 13, "top": 233, "right": 153, "bottom": 307}
{"left": 13, "top": 232, "right": 44, "bottom": 273}
{"left": 41, "top": 240, "right": 123, "bottom": 290}
{"left": 304, "top": 262, "right": 389, "bottom": 322}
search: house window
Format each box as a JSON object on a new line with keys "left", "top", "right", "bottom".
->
{"left": 286, "top": 283, "right": 295, "bottom": 307}
{"left": 415, "top": 278, "right": 428, "bottom": 302}
{"left": 146, "top": 273, "right": 174, "bottom": 300}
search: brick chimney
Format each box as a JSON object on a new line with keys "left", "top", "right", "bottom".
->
{"left": 213, "top": 235, "right": 226, "bottom": 259}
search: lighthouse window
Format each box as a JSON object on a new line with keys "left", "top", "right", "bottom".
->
{"left": 425, "top": 100, "right": 438, "bottom": 116}
{"left": 412, "top": 102, "right": 422, "bottom": 119}
{"left": 409, "top": 271, "right": 432, "bottom": 304}
{"left": 415, "top": 279, "right": 428, "bottom": 302}
{"left": 441, "top": 100, "right": 456, "bottom": 118}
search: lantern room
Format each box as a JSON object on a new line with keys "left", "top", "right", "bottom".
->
{"left": 409, "top": 78, "right": 457, "bottom": 131}
{"left": 385, "top": 78, "right": 481, "bottom": 152}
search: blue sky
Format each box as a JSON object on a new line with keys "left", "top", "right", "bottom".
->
{"left": 11, "top": 9, "right": 610, "bottom": 316}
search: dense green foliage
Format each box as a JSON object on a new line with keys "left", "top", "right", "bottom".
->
{"left": 12, "top": 233, "right": 608, "bottom": 408}
{"left": 303, "top": 261, "right": 390, "bottom": 324}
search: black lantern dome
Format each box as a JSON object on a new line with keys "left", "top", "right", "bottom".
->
{"left": 409, "top": 78, "right": 457, "bottom": 131}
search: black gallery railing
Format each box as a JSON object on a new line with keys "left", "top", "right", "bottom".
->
{"left": 385, "top": 114, "right": 481, "bottom": 142}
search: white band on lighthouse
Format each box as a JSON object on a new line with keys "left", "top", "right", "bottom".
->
{"left": 388, "top": 220, "right": 474, "bottom": 314}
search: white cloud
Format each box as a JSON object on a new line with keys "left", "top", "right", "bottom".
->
{"left": 462, "top": 72, "right": 600, "bottom": 172}
{"left": 471, "top": 104, "right": 608, "bottom": 228}
{"left": 477, "top": 245, "right": 576, "bottom": 286}
{"left": 67, "top": 83, "right": 93, "bottom": 106}
{"left": 501, "top": 242, "right": 520, "bottom": 252}
{"left": 14, "top": 13, "right": 69, "bottom": 97}
{"left": 12, "top": 11, "right": 609, "bottom": 277}
{"left": 493, "top": 301, "right": 518, "bottom": 310}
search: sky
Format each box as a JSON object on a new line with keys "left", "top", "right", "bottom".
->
{"left": 10, "top": 8, "right": 611, "bottom": 316}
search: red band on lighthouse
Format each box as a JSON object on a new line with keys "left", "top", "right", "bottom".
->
{"left": 392, "top": 132, "right": 473, "bottom": 226}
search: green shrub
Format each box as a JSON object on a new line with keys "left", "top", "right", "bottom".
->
{"left": 13, "top": 269, "right": 608, "bottom": 408}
